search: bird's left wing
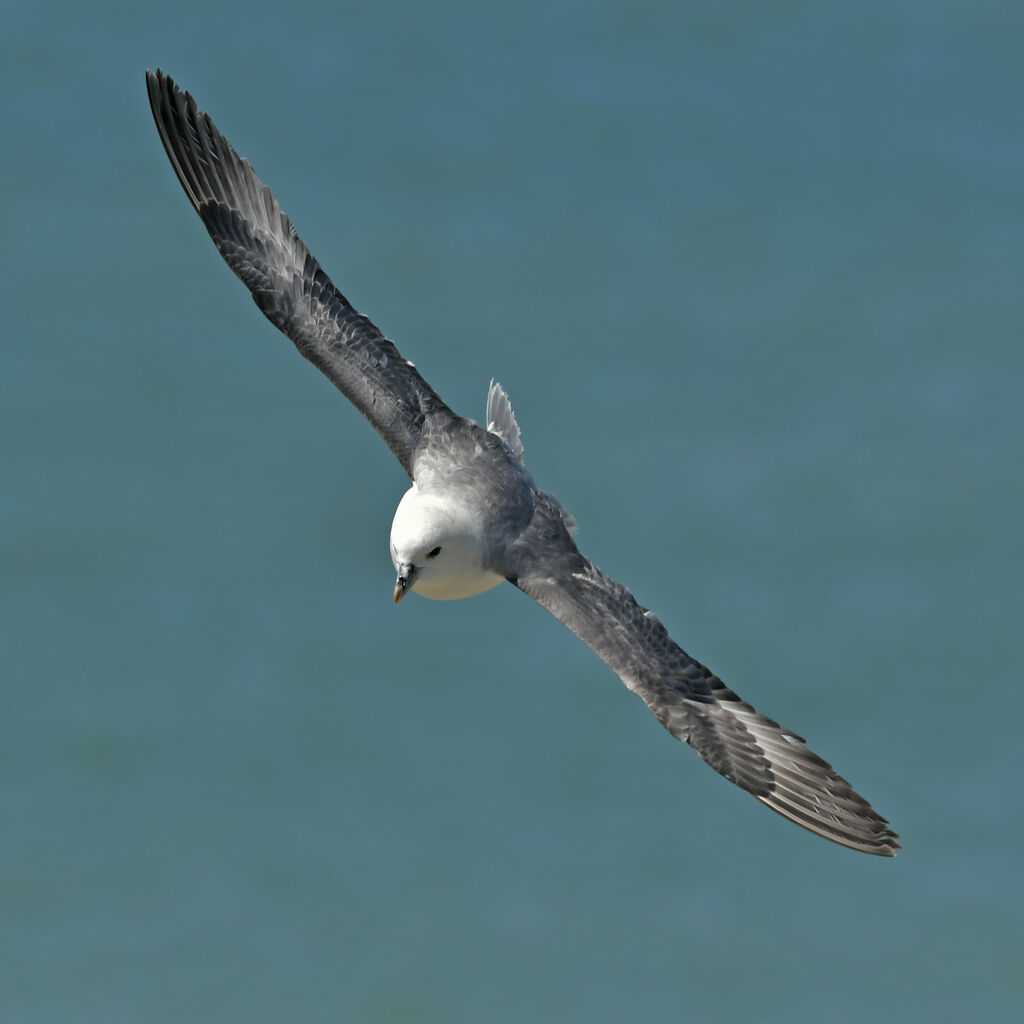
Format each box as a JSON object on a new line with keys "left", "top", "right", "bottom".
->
{"left": 146, "top": 70, "right": 454, "bottom": 476}
{"left": 505, "top": 500, "right": 899, "bottom": 856}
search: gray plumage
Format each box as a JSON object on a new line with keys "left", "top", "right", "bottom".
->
{"left": 147, "top": 70, "right": 899, "bottom": 856}
{"left": 486, "top": 379, "right": 525, "bottom": 464}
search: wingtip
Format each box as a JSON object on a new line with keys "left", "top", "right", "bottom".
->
{"left": 754, "top": 791, "right": 901, "bottom": 857}
{"left": 146, "top": 68, "right": 190, "bottom": 113}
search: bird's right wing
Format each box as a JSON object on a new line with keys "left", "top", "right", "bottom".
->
{"left": 505, "top": 500, "right": 899, "bottom": 856}
{"left": 146, "top": 70, "right": 454, "bottom": 476}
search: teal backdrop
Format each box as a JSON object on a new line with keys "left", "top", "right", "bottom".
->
{"left": 2, "top": 2, "right": 1021, "bottom": 1021}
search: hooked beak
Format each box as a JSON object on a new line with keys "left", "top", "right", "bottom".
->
{"left": 393, "top": 564, "right": 418, "bottom": 605}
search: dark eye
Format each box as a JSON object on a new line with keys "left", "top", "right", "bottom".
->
{"left": 426, "top": 546, "right": 442, "bottom": 559}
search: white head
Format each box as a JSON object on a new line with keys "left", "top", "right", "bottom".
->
{"left": 389, "top": 486, "right": 504, "bottom": 603}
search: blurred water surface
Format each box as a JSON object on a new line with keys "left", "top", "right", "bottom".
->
{"left": 2, "top": 2, "right": 1022, "bottom": 1021}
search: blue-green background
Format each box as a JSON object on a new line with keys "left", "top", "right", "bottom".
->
{"left": 3, "top": 2, "right": 1021, "bottom": 1020}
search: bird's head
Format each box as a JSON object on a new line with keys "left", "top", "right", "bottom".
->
{"left": 389, "top": 486, "right": 504, "bottom": 603}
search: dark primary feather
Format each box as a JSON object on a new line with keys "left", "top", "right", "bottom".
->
{"left": 148, "top": 70, "right": 898, "bottom": 856}
{"left": 505, "top": 500, "right": 900, "bottom": 856}
{"left": 146, "top": 69, "right": 453, "bottom": 476}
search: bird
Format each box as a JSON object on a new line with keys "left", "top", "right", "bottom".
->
{"left": 146, "top": 69, "right": 899, "bottom": 856}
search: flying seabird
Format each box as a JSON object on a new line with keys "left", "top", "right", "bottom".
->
{"left": 146, "top": 70, "right": 899, "bottom": 856}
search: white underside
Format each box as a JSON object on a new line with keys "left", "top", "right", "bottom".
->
{"left": 413, "top": 567, "right": 504, "bottom": 601}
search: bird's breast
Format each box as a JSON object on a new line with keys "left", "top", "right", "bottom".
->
{"left": 413, "top": 566, "right": 505, "bottom": 601}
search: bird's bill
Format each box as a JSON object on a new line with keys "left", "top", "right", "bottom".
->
{"left": 393, "top": 565, "right": 418, "bottom": 604}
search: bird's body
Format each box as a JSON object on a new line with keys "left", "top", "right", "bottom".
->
{"left": 147, "top": 70, "right": 899, "bottom": 856}
{"left": 390, "top": 386, "right": 537, "bottom": 601}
